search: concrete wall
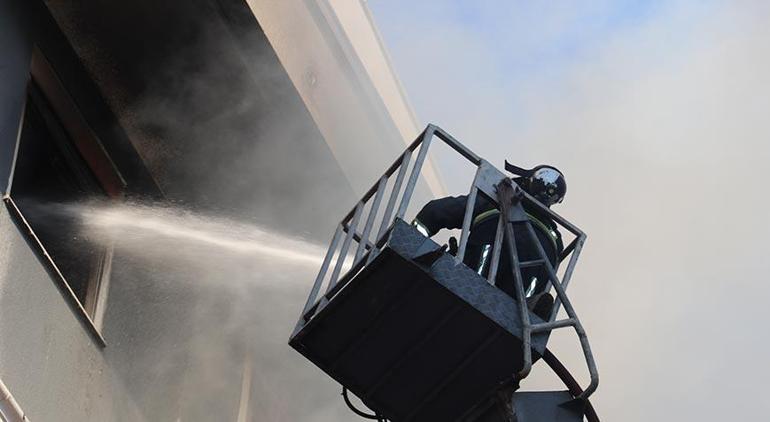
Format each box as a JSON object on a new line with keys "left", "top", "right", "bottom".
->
{"left": 0, "top": 1, "right": 447, "bottom": 421}
{"left": 246, "top": 0, "right": 446, "bottom": 198}
{"left": 0, "top": 2, "right": 356, "bottom": 421}
{"left": 0, "top": 2, "right": 149, "bottom": 420}
{"left": 0, "top": 2, "right": 239, "bottom": 420}
{"left": 0, "top": 206, "right": 147, "bottom": 421}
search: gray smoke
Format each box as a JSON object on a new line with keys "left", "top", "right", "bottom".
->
{"left": 65, "top": 200, "right": 361, "bottom": 421}
{"left": 42, "top": 1, "right": 372, "bottom": 420}
{"left": 369, "top": 1, "right": 770, "bottom": 420}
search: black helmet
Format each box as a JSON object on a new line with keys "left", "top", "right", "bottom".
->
{"left": 505, "top": 161, "right": 567, "bottom": 207}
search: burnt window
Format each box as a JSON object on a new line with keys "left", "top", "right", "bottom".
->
{"left": 5, "top": 50, "right": 124, "bottom": 340}
{"left": 11, "top": 83, "right": 107, "bottom": 313}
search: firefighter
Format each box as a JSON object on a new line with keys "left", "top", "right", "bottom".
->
{"left": 413, "top": 162, "right": 566, "bottom": 319}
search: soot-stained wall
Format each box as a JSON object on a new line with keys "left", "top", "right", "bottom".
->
{"left": 0, "top": 1, "right": 361, "bottom": 421}
{"left": 45, "top": 0, "right": 357, "bottom": 241}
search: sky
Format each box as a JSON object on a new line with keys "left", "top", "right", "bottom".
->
{"left": 368, "top": 1, "right": 770, "bottom": 420}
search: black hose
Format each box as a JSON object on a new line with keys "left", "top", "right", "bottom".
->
{"left": 340, "top": 351, "right": 594, "bottom": 422}
{"left": 542, "top": 348, "right": 600, "bottom": 422}
{"left": 342, "top": 386, "right": 387, "bottom": 421}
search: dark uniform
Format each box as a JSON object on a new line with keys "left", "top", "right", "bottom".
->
{"left": 414, "top": 185, "right": 563, "bottom": 302}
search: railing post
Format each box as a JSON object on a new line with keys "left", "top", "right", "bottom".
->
{"left": 327, "top": 203, "right": 365, "bottom": 293}
{"left": 294, "top": 223, "right": 343, "bottom": 332}
{"left": 486, "top": 212, "right": 505, "bottom": 284}
{"left": 456, "top": 166, "right": 482, "bottom": 261}
{"left": 396, "top": 128, "right": 434, "bottom": 219}
{"left": 354, "top": 176, "right": 387, "bottom": 263}
{"left": 375, "top": 150, "right": 411, "bottom": 243}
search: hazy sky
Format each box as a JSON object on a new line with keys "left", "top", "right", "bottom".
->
{"left": 369, "top": 1, "right": 770, "bottom": 420}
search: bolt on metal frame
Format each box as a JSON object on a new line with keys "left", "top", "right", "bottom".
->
{"left": 292, "top": 124, "right": 598, "bottom": 399}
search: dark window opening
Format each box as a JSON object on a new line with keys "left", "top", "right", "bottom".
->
{"left": 10, "top": 82, "right": 109, "bottom": 318}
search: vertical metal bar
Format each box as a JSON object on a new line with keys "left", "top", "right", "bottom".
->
{"left": 354, "top": 176, "right": 387, "bottom": 263}
{"left": 559, "top": 236, "right": 584, "bottom": 291}
{"left": 504, "top": 220, "right": 533, "bottom": 378}
{"left": 486, "top": 211, "right": 505, "bottom": 284}
{"left": 522, "top": 223, "right": 599, "bottom": 398}
{"left": 456, "top": 190, "right": 478, "bottom": 262}
{"left": 456, "top": 166, "right": 482, "bottom": 261}
{"left": 523, "top": 223, "right": 576, "bottom": 319}
{"left": 364, "top": 243, "right": 380, "bottom": 266}
{"left": 548, "top": 236, "right": 585, "bottom": 322}
{"left": 396, "top": 129, "right": 434, "bottom": 219}
{"left": 376, "top": 149, "right": 411, "bottom": 242}
{"left": 577, "top": 327, "right": 600, "bottom": 399}
{"left": 531, "top": 318, "right": 576, "bottom": 332}
{"left": 496, "top": 181, "right": 534, "bottom": 378}
{"left": 327, "top": 203, "right": 364, "bottom": 293}
{"left": 298, "top": 224, "right": 343, "bottom": 320}
{"left": 5, "top": 95, "right": 27, "bottom": 196}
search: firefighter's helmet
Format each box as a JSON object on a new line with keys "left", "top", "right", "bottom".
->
{"left": 505, "top": 161, "right": 566, "bottom": 207}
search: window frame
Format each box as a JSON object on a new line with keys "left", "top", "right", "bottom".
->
{"left": 3, "top": 47, "right": 127, "bottom": 346}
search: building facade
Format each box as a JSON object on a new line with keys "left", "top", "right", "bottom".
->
{"left": 0, "top": 1, "right": 443, "bottom": 420}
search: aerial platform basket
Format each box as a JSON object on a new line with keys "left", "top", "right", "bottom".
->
{"left": 289, "top": 125, "right": 599, "bottom": 421}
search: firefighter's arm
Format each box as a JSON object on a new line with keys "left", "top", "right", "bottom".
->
{"left": 414, "top": 195, "right": 490, "bottom": 237}
{"left": 414, "top": 196, "right": 467, "bottom": 236}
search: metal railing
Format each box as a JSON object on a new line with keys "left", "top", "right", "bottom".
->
{"left": 292, "top": 124, "right": 598, "bottom": 399}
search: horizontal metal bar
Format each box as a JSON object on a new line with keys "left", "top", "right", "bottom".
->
{"left": 406, "top": 126, "right": 429, "bottom": 152}
{"left": 532, "top": 318, "right": 576, "bottom": 333}
{"left": 521, "top": 192, "right": 585, "bottom": 237}
{"left": 559, "top": 237, "right": 578, "bottom": 262}
{"left": 432, "top": 125, "right": 482, "bottom": 165}
{"left": 520, "top": 259, "right": 545, "bottom": 269}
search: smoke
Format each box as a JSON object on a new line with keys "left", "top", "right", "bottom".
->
{"left": 42, "top": 2, "right": 368, "bottom": 420}
{"left": 369, "top": 1, "right": 770, "bottom": 420}
{"left": 45, "top": 0, "right": 356, "bottom": 239}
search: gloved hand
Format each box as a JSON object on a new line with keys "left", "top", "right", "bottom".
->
{"left": 448, "top": 236, "right": 458, "bottom": 256}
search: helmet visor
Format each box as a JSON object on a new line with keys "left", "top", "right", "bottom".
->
{"left": 530, "top": 167, "right": 566, "bottom": 206}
